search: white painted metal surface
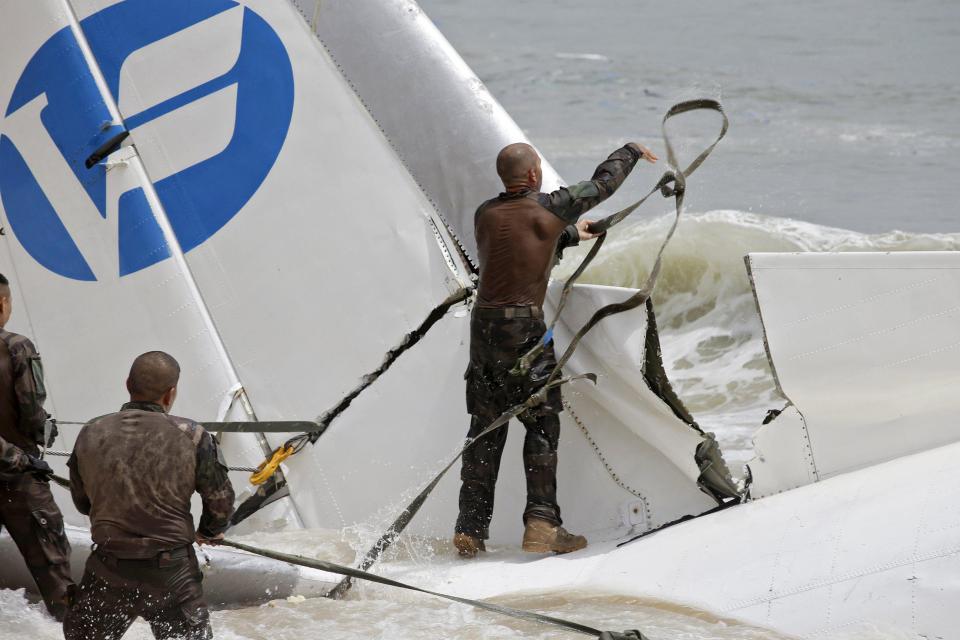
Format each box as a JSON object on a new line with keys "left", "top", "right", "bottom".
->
{"left": 2, "top": 0, "right": 956, "bottom": 636}
{"left": 0, "top": 0, "right": 274, "bottom": 528}
{"left": 747, "top": 404, "right": 818, "bottom": 498}
{"left": 292, "top": 0, "right": 568, "bottom": 262}
{"left": 548, "top": 284, "right": 720, "bottom": 531}
{"left": 0, "top": 0, "right": 719, "bottom": 550}
{"left": 391, "top": 440, "right": 960, "bottom": 638}
{"left": 747, "top": 251, "right": 960, "bottom": 495}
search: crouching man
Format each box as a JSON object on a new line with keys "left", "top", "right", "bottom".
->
{"left": 63, "top": 351, "right": 235, "bottom": 640}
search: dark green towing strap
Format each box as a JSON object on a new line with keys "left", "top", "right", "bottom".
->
{"left": 515, "top": 99, "right": 728, "bottom": 378}
{"left": 222, "top": 538, "right": 647, "bottom": 640}
{"left": 309, "top": 285, "right": 474, "bottom": 443}
{"left": 227, "top": 286, "right": 473, "bottom": 525}
{"left": 330, "top": 99, "right": 729, "bottom": 598}
{"left": 53, "top": 420, "right": 318, "bottom": 433}
{"left": 203, "top": 421, "right": 320, "bottom": 433}
{"left": 326, "top": 372, "right": 597, "bottom": 600}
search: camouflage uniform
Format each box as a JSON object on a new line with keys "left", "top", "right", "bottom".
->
{"left": 457, "top": 145, "right": 641, "bottom": 539}
{"left": 0, "top": 434, "right": 29, "bottom": 473}
{"left": 63, "top": 401, "right": 235, "bottom": 640}
{"left": 0, "top": 329, "right": 73, "bottom": 621}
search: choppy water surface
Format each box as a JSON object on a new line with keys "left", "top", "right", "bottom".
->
{"left": 6, "top": 530, "right": 781, "bottom": 640}
{"left": 0, "top": 521, "right": 924, "bottom": 640}
{"left": 421, "top": 0, "right": 960, "bottom": 235}
{"left": 0, "top": 585, "right": 795, "bottom": 640}
{"left": 556, "top": 210, "right": 960, "bottom": 470}
{"left": 0, "top": 526, "right": 923, "bottom": 640}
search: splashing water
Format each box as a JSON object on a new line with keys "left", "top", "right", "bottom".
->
{"left": 10, "top": 521, "right": 781, "bottom": 640}
{"left": 557, "top": 210, "right": 960, "bottom": 471}
{"left": 0, "top": 585, "right": 792, "bottom": 640}
{"left": 0, "top": 525, "right": 924, "bottom": 640}
{"left": 4, "top": 215, "right": 940, "bottom": 640}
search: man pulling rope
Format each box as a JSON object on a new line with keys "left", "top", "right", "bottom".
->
{"left": 455, "top": 140, "right": 659, "bottom": 557}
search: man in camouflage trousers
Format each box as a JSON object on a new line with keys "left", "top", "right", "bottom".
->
{"left": 455, "top": 141, "right": 657, "bottom": 556}
{"left": 0, "top": 273, "right": 74, "bottom": 620}
{"left": 63, "top": 351, "right": 235, "bottom": 640}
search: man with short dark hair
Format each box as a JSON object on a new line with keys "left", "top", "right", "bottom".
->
{"left": 455, "top": 141, "right": 656, "bottom": 557}
{"left": 63, "top": 351, "right": 235, "bottom": 640}
{"left": 0, "top": 273, "right": 73, "bottom": 620}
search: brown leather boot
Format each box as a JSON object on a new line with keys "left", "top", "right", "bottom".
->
{"left": 522, "top": 517, "right": 587, "bottom": 554}
{"left": 453, "top": 532, "right": 487, "bottom": 558}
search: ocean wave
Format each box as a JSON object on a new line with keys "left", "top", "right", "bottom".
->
{"left": 556, "top": 210, "right": 960, "bottom": 431}
{"left": 554, "top": 52, "right": 611, "bottom": 62}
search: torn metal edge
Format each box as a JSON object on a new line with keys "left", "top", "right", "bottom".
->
{"left": 640, "top": 299, "right": 739, "bottom": 503}
{"left": 743, "top": 254, "right": 820, "bottom": 486}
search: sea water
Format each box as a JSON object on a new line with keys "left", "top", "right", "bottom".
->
{"left": 2, "top": 1, "right": 958, "bottom": 637}
{"left": 0, "top": 527, "right": 924, "bottom": 639}
{"left": 420, "top": 0, "right": 960, "bottom": 470}
{"left": 556, "top": 211, "right": 960, "bottom": 472}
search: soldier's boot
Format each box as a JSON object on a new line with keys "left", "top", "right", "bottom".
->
{"left": 453, "top": 532, "right": 486, "bottom": 558}
{"left": 521, "top": 517, "right": 587, "bottom": 554}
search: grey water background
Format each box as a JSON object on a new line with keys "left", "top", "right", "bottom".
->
{"left": 420, "top": 0, "right": 960, "bottom": 471}
{"left": 420, "top": 0, "right": 960, "bottom": 234}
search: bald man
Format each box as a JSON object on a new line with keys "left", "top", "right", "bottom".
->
{"left": 455, "top": 141, "right": 656, "bottom": 557}
{"left": 64, "top": 351, "right": 235, "bottom": 640}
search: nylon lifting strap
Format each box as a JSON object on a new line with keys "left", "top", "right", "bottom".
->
{"left": 48, "top": 287, "right": 472, "bottom": 524}
{"left": 229, "top": 285, "right": 473, "bottom": 523}
{"left": 309, "top": 285, "right": 474, "bottom": 443}
{"left": 326, "top": 372, "right": 596, "bottom": 600}
{"left": 55, "top": 285, "right": 471, "bottom": 446}
{"left": 330, "top": 99, "right": 728, "bottom": 598}
{"left": 46, "top": 287, "right": 473, "bottom": 526}
{"left": 46, "top": 458, "right": 290, "bottom": 519}
{"left": 221, "top": 538, "right": 647, "bottom": 640}
{"left": 515, "top": 99, "right": 728, "bottom": 377}
{"left": 52, "top": 420, "right": 319, "bottom": 434}
{"left": 42, "top": 448, "right": 261, "bottom": 473}
{"left": 263, "top": 285, "right": 473, "bottom": 452}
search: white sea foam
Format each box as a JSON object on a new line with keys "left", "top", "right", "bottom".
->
{"left": 556, "top": 210, "right": 960, "bottom": 466}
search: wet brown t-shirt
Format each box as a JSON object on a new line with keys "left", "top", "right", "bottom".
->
{"left": 68, "top": 402, "right": 235, "bottom": 559}
{"left": 474, "top": 145, "right": 641, "bottom": 308}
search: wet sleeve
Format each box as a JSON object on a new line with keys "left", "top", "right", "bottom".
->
{"left": 67, "top": 450, "right": 91, "bottom": 515}
{"left": 540, "top": 145, "right": 642, "bottom": 223}
{"left": 0, "top": 435, "right": 27, "bottom": 473}
{"left": 9, "top": 338, "right": 48, "bottom": 445}
{"left": 554, "top": 224, "right": 580, "bottom": 261}
{"left": 195, "top": 431, "right": 236, "bottom": 537}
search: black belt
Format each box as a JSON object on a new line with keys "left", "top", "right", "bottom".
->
{"left": 474, "top": 305, "right": 543, "bottom": 319}
{"left": 95, "top": 544, "right": 191, "bottom": 568}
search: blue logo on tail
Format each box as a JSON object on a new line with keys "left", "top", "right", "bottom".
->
{"left": 0, "top": 0, "right": 294, "bottom": 280}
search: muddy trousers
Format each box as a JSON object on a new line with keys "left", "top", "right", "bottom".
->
{"left": 0, "top": 473, "right": 73, "bottom": 621}
{"left": 63, "top": 547, "right": 211, "bottom": 640}
{"left": 456, "top": 310, "right": 564, "bottom": 539}
{"left": 456, "top": 411, "right": 562, "bottom": 539}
